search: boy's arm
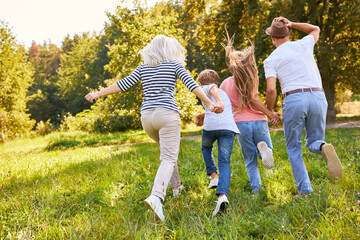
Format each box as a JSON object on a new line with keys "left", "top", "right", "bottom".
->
{"left": 209, "top": 85, "right": 224, "bottom": 111}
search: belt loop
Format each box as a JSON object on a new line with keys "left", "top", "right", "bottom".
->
{"left": 301, "top": 88, "right": 304, "bottom": 93}
{"left": 310, "top": 87, "right": 313, "bottom": 92}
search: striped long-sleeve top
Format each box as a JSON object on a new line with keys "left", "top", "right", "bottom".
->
{"left": 116, "top": 61, "right": 199, "bottom": 113}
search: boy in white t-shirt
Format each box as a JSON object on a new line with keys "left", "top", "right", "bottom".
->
{"left": 195, "top": 69, "right": 239, "bottom": 216}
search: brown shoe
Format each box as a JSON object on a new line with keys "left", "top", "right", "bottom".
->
{"left": 321, "top": 143, "right": 342, "bottom": 180}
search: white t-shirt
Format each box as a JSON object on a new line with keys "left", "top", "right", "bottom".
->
{"left": 201, "top": 84, "right": 240, "bottom": 134}
{"left": 264, "top": 35, "right": 322, "bottom": 94}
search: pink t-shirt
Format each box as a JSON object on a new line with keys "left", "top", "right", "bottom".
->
{"left": 220, "top": 76, "right": 267, "bottom": 122}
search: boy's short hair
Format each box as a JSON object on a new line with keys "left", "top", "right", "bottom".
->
{"left": 198, "top": 69, "right": 220, "bottom": 85}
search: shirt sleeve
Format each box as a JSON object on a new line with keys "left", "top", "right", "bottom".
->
{"left": 174, "top": 63, "right": 200, "bottom": 91}
{"left": 116, "top": 65, "right": 142, "bottom": 91}
{"left": 264, "top": 60, "right": 277, "bottom": 79}
{"left": 201, "top": 84, "right": 217, "bottom": 97}
{"left": 298, "top": 35, "right": 315, "bottom": 54}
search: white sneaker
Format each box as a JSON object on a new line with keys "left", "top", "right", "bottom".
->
{"left": 208, "top": 178, "right": 219, "bottom": 189}
{"left": 257, "top": 141, "right": 274, "bottom": 169}
{"left": 212, "top": 195, "right": 229, "bottom": 216}
{"left": 173, "top": 184, "right": 185, "bottom": 197}
{"left": 144, "top": 195, "right": 165, "bottom": 222}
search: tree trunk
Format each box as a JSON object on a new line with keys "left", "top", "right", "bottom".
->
{"left": 320, "top": 63, "right": 336, "bottom": 119}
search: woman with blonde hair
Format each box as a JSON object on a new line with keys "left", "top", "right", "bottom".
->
{"left": 220, "top": 36, "right": 280, "bottom": 194}
{"left": 85, "top": 35, "right": 222, "bottom": 222}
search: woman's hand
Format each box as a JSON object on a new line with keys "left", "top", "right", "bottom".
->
{"left": 209, "top": 102, "right": 224, "bottom": 113}
{"left": 269, "top": 111, "right": 281, "bottom": 126}
{"left": 85, "top": 92, "right": 100, "bottom": 103}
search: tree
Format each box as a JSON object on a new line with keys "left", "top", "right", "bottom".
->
{"left": 0, "top": 21, "right": 35, "bottom": 141}
{"left": 183, "top": 0, "right": 360, "bottom": 118}
{"left": 57, "top": 33, "right": 109, "bottom": 116}
{"left": 27, "top": 41, "right": 63, "bottom": 124}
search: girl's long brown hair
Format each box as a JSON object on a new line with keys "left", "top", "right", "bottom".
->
{"left": 222, "top": 33, "right": 259, "bottom": 111}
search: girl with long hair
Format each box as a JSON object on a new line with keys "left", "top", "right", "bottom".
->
{"left": 220, "top": 36, "right": 280, "bottom": 194}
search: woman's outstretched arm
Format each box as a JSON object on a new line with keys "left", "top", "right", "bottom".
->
{"left": 85, "top": 82, "right": 122, "bottom": 103}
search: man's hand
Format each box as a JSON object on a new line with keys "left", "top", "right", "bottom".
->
{"left": 269, "top": 112, "right": 281, "bottom": 126}
{"left": 274, "top": 17, "right": 293, "bottom": 28}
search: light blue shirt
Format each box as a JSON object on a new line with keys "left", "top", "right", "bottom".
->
{"left": 201, "top": 84, "right": 240, "bottom": 134}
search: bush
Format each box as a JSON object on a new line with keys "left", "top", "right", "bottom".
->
{"left": 0, "top": 109, "right": 35, "bottom": 142}
{"left": 335, "top": 85, "right": 353, "bottom": 113}
{"left": 35, "top": 119, "right": 54, "bottom": 136}
{"left": 59, "top": 108, "right": 142, "bottom": 133}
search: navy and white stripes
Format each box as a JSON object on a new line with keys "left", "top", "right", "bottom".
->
{"left": 117, "top": 61, "right": 199, "bottom": 113}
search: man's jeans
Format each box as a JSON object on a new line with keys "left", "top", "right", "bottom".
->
{"left": 201, "top": 129, "right": 235, "bottom": 197}
{"left": 282, "top": 90, "right": 327, "bottom": 194}
{"left": 236, "top": 120, "right": 273, "bottom": 193}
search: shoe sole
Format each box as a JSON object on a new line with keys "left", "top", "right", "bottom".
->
{"left": 322, "top": 144, "right": 342, "bottom": 179}
{"left": 144, "top": 200, "right": 164, "bottom": 222}
{"left": 208, "top": 185, "right": 218, "bottom": 189}
{"left": 257, "top": 142, "right": 274, "bottom": 169}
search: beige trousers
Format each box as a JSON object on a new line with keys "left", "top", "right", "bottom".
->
{"left": 141, "top": 108, "right": 181, "bottom": 201}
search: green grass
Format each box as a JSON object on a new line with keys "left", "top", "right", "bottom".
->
{"left": 351, "top": 93, "right": 360, "bottom": 102}
{"left": 1, "top": 128, "right": 360, "bottom": 239}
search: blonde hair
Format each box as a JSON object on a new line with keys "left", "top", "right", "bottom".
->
{"left": 198, "top": 69, "right": 220, "bottom": 85}
{"left": 140, "top": 35, "right": 186, "bottom": 66}
{"left": 222, "top": 35, "right": 259, "bottom": 111}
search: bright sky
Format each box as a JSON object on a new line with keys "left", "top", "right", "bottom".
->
{"left": 0, "top": 0, "right": 161, "bottom": 48}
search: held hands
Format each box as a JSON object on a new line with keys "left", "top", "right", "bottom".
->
{"left": 85, "top": 92, "right": 100, "bottom": 103}
{"left": 209, "top": 102, "right": 224, "bottom": 114}
{"left": 269, "top": 111, "right": 281, "bottom": 126}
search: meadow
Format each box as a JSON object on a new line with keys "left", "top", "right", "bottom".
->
{"left": 0, "top": 126, "right": 359, "bottom": 239}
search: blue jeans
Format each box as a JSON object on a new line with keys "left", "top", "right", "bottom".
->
{"left": 201, "top": 129, "right": 235, "bottom": 197}
{"left": 236, "top": 120, "right": 273, "bottom": 194}
{"left": 282, "top": 90, "right": 327, "bottom": 194}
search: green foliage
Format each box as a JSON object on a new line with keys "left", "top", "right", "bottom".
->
{"left": 0, "top": 127, "right": 359, "bottom": 238}
{"left": 27, "top": 41, "right": 63, "bottom": 124}
{"left": 351, "top": 93, "right": 360, "bottom": 102}
{"left": 35, "top": 119, "right": 54, "bottom": 136}
{"left": 57, "top": 33, "right": 109, "bottom": 116}
{"left": 176, "top": 75, "right": 204, "bottom": 125}
{"left": 0, "top": 21, "right": 35, "bottom": 141}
